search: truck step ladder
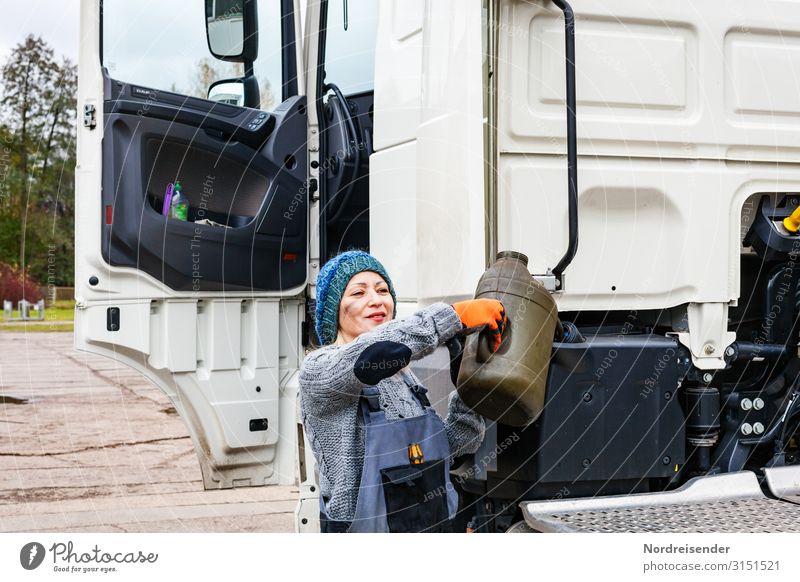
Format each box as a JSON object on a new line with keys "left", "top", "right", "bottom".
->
{"left": 519, "top": 468, "right": 800, "bottom": 533}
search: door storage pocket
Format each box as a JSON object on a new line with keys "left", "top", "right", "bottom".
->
{"left": 380, "top": 459, "right": 451, "bottom": 532}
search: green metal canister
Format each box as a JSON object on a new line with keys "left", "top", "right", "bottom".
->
{"left": 456, "top": 251, "right": 560, "bottom": 426}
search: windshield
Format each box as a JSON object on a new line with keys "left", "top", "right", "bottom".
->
{"left": 102, "top": 0, "right": 284, "bottom": 110}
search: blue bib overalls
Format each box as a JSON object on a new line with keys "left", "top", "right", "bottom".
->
{"left": 319, "top": 370, "right": 459, "bottom": 533}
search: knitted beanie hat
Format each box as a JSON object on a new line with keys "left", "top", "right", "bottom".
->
{"left": 314, "top": 250, "right": 397, "bottom": 345}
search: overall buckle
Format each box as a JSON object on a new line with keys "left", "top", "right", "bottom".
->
{"left": 408, "top": 442, "right": 425, "bottom": 465}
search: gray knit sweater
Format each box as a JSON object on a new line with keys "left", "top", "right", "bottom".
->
{"left": 299, "top": 302, "right": 486, "bottom": 522}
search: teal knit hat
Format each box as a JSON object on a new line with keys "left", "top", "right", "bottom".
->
{"left": 315, "top": 251, "right": 397, "bottom": 345}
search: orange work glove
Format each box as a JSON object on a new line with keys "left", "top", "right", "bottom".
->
{"left": 451, "top": 298, "right": 508, "bottom": 352}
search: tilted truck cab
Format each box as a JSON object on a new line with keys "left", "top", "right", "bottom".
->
{"left": 76, "top": 0, "right": 800, "bottom": 533}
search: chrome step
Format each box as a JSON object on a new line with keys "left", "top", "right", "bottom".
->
{"left": 764, "top": 466, "right": 800, "bottom": 504}
{"left": 520, "top": 470, "right": 800, "bottom": 533}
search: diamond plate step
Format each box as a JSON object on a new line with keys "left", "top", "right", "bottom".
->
{"left": 764, "top": 466, "right": 800, "bottom": 504}
{"left": 520, "top": 470, "right": 800, "bottom": 533}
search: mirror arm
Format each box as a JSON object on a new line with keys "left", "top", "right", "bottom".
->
{"left": 243, "top": 72, "right": 260, "bottom": 109}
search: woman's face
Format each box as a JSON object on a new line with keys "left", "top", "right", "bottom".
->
{"left": 336, "top": 271, "right": 394, "bottom": 343}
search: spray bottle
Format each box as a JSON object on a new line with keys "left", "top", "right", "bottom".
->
{"left": 170, "top": 181, "right": 188, "bottom": 221}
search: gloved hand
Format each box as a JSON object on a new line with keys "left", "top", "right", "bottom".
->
{"left": 451, "top": 298, "right": 508, "bottom": 352}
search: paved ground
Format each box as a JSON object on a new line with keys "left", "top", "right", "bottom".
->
{"left": 0, "top": 331, "right": 297, "bottom": 533}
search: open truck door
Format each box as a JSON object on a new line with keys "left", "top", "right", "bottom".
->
{"left": 74, "top": 0, "right": 311, "bottom": 490}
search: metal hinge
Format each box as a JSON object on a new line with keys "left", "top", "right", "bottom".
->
{"left": 83, "top": 104, "right": 97, "bottom": 129}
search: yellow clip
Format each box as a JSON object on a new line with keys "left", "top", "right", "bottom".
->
{"left": 408, "top": 443, "right": 424, "bottom": 464}
{"left": 783, "top": 206, "right": 800, "bottom": 233}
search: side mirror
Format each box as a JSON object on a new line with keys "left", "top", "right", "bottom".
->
{"left": 205, "top": 0, "right": 258, "bottom": 62}
{"left": 208, "top": 79, "right": 245, "bottom": 106}
{"left": 208, "top": 76, "right": 260, "bottom": 109}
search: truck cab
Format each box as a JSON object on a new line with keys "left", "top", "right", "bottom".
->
{"left": 76, "top": 0, "right": 800, "bottom": 533}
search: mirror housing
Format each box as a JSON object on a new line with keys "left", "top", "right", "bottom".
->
{"left": 205, "top": 0, "right": 258, "bottom": 62}
{"left": 208, "top": 76, "right": 260, "bottom": 109}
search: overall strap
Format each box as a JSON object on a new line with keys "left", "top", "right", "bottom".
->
{"left": 358, "top": 372, "right": 431, "bottom": 421}
{"left": 358, "top": 386, "right": 385, "bottom": 423}
{"left": 400, "top": 370, "right": 432, "bottom": 408}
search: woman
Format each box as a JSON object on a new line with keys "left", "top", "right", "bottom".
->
{"left": 299, "top": 250, "right": 507, "bottom": 533}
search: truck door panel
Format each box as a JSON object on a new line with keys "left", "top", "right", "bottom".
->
{"left": 102, "top": 75, "right": 307, "bottom": 292}
{"left": 76, "top": 0, "right": 307, "bottom": 492}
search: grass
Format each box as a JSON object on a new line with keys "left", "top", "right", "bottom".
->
{"left": 1, "top": 299, "right": 74, "bottom": 331}
{"left": 3, "top": 299, "right": 74, "bottom": 322}
{"left": 0, "top": 322, "right": 73, "bottom": 332}
{"left": 43, "top": 299, "right": 75, "bottom": 321}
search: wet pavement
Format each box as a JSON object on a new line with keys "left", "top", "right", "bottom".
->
{"left": 0, "top": 332, "right": 297, "bottom": 533}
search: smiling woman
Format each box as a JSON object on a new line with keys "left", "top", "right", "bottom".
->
{"left": 335, "top": 271, "right": 394, "bottom": 344}
{"left": 299, "top": 250, "right": 508, "bottom": 533}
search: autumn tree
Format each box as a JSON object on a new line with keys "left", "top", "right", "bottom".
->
{"left": 189, "top": 57, "right": 244, "bottom": 98}
{"left": 188, "top": 57, "right": 275, "bottom": 110}
{"left": 0, "top": 35, "right": 77, "bottom": 287}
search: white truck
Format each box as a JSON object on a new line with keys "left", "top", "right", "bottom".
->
{"left": 76, "top": 0, "right": 800, "bottom": 532}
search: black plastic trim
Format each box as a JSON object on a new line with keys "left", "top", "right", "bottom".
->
{"left": 317, "top": 0, "right": 331, "bottom": 264}
{"left": 281, "top": 0, "right": 299, "bottom": 100}
{"left": 101, "top": 77, "right": 309, "bottom": 292}
{"left": 106, "top": 82, "right": 275, "bottom": 150}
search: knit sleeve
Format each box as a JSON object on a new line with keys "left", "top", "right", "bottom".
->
{"left": 444, "top": 390, "right": 486, "bottom": 461}
{"left": 299, "top": 302, "right": 463, "bottom": 411}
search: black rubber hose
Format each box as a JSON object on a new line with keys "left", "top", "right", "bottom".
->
{"left": 551, "top": 0, "right": 578, "bottom": 281}
{"left": 729, "top": 341, "right": 790, "bottom": 362}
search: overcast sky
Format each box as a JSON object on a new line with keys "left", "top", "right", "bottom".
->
{"left": 0, "top": 0, "right": 80, "bottom": 64}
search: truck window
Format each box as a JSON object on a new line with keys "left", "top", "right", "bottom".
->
{"left": 102, "top": 0, "right": 284, "bottom": 110}
{"left": 324, "top": 0, "right": 378, "bottom": 95}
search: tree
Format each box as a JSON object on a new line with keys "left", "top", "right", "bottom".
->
{"left": 1, "top": 37, "right": 54, "bottom": 182}
{"left": 189, "top": 57, "right": 244, "bottom": 99}
{"left": 188, "top": 57, "right": 275, "bottom": 110}
{"left": 0, "top": 35, "right": 77, "bottom": 288}
{"left": 41, "top": 57, "right": 77, "bottom": 179}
